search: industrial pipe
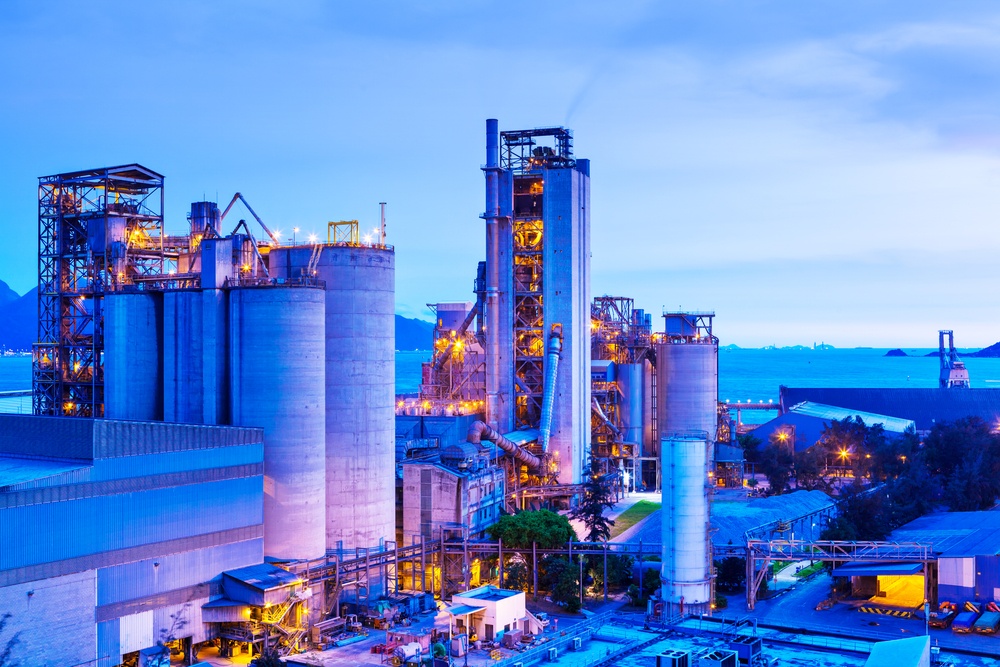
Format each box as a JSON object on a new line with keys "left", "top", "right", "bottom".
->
{"left": 483, "top": 119, "right": 502, "bottom": 429}
{"left": 538, "top": 324, "right": 563, "bottom": 452}
{"left": 467, "top": 421, "right": 541, "bottom": 470}
{"left": 591, "top": 397, "right": 621, "bottom": 438}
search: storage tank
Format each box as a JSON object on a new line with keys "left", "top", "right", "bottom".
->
{"left": 163, "top": 290, "right": 204, "bottom": 423}
{"left": 655, "top": 342, "right": 718, "bottom": 448}
{"left": 162, "top": 288, "right": 228, "bottom": 425}
{"left": 268, "top": 244, "right": 395, "bottom": 551}
{"left": 618, "top": 362, "right": 651, "bottom": 453}
{"left": 660, "top": 433, "right": 712, "bottom": 613}
{"left": 104, "top": 292, "right": 163, "bottom": 420}
{"left": 229, "top": 285, "right": 326, "bottom": 560}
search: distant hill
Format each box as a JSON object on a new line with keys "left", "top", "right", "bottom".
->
{"left": 396, "top": 315, "right": 434, "bottom": 351}
{"left": 966, "top": 342, "right": 1000, "bottom": 358}
{"left": 0, "top": 285, "right": 35, "bottom": 352}
{"left": 884, "top": 348, "right": 908, "bottom": 357}
{"left": 0, "top": 280, "right": 18, "bottom": 307}
{"left": 0, "top": 279, "right": 433, "bottom": 352}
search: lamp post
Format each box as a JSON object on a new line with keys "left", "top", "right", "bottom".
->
{"left": 293, "top": 227, "right": 300, "bottom": 245}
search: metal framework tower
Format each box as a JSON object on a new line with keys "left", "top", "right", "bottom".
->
{"left": 34, "top": 165, "right": 164, "bottom": 417}
{"left": 501, "top": 127, "right": 574, "bottom": 429}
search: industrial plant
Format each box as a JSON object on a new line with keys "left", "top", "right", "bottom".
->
{"left": 5, "top": 120, "right": 991, "bottom": 667}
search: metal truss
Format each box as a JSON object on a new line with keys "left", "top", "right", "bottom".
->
{"left": 34, "top": 165, "right": 164, "bottom": 417}
{"left": 745, "top": 539, "right": 933, "bottom": 610}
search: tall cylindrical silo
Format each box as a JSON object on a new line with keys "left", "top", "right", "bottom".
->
{"left": 268, "top": 245, "right": 395, "bottom": 552}
{"left": 618, "top": 363, "right": 645, "bottom": 447}
{"left": 656, "top": 342, "right": 718, "bottom": 450}
{"left": 660, "top": 433, "right": 712, "bottom": 613}
{"left": 104, "top": 292, "right": 163, "bottom": 420}
{"left": 163, "top": 290, "right": 204, "bottom": 423}
{"left": 229, "top": 286, "right": 326, "bottom": 561}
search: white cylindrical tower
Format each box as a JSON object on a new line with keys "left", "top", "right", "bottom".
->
{"left": 104, "top": 292, "right": 163, "bottom": 420}
{"left": 229, "top": 285, "right": 327, "bottom": 560}
{"left": 661, "top": 433, "right": 712, "bottom": 613}
{"left": 268, "top": 244, "right": 395, "bottom": 552}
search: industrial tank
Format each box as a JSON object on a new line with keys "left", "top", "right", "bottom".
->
{"left": 229, "top": 285, "right": 326, "bottom": 560}
{"left": 162, "top": 288, "right": 228, "bottom": 425}
{"left": 618, "top": 361, "right": 653, "bottom": 453}
{"left": 163, "top": 290, "right": 204, "bottom": 423}
{"left": 660, "top": 433, "right": 712, "bottom": 613}
{"left": 655, "top": 342, "right": 718, "bottom": 446}
{"left": 104, "top": 292, "right": 163, "bottom": 420}
{"left": 268, "top": 244, "right": 395, "bottom": 552}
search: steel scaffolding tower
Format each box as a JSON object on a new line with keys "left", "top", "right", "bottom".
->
{"left": 501, "top": 128, "right": 574, "bottom": 429}
{"left": 34, "top": 165, "right": 164, "bottom": 417}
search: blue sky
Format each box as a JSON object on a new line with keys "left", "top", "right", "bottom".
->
{"left": 2, "top": 1, "right": 1000, "bottom": 347}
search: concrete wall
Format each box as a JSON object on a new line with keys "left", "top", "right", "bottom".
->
{"left": 543, "top": 162, "right": 591, "bottom": 485}
{"left": 401, "top": 462, "right": 504, "bottom": 545}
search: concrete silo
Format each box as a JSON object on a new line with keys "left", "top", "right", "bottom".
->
{"left": 655, "top": 312, "right": 718, "bottom": 615}
{"left": 104, "top": 292, "right": 163, "bottom": 421}
{"left": 229, "top": 285, "right": 327, "bottom": 561}
{"left": 268, "top": 243, "right": 395, "bottom": 552}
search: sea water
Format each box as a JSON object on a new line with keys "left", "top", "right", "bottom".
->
{"left": 5, "top": 349, "right": 1000, "bottom": 411}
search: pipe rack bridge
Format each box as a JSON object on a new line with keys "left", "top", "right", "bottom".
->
{"left": 745, "top": 539, "right": 934, "bottom": 610}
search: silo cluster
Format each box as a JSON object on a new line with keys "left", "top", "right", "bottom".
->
{"left": 103, "top": 203, "right": 395, "bottom": 561}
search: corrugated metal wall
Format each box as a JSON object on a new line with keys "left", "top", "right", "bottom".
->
{"left": 975, "top": 555, "right": 1000, "bottom": 602}
{"left": 97, "top": 618, "right": 121, "bottom": 667}
{"left": 97, "top": 539, "right": 261, "bottom": 606}
{"left": 119, "top": 610, "right": 154, "bottom": 655}
{"left": 1, "top": 477, "right": 262, "bottom": 570}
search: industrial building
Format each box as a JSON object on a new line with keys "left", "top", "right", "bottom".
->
{"left": 0, "top": 415, "right": 265, "bottom": 666}
{"left": 750, "top": 402, "right": 916, "bottom": 452}
{"left": 890, "top": 511, "right": 1000, "bottom": 606}
{"left": 8, "top": 121, "right": 733, "bottom": 665}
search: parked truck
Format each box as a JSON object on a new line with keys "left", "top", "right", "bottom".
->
{"left": 952, "top": 610, "right": 980, "bottom": 633}
{"left": 927, "top": 604, "right": 958, "bottom": 629}
{"left": 974, "top": 611, "right": 1000, "bottom": 634}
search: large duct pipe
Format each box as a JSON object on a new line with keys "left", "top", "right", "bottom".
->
{"left": 484, "top": 118, "right": 502, "bottom": 429}
{"left": 591, "top": 397, "right": 621, "bottom": 438}
{"left": 538, "top": 324, "right": 563, "bottom": 452}
{"left": 467, "top": 420, "right": 542, "bottom": 470}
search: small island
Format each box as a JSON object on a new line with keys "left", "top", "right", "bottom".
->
{"left": 884, "top": 348, "right": 908, "bottom": 357}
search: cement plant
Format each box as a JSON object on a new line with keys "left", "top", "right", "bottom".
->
{"left": 5, "top": 120, "right": 1000, "bottom": 667}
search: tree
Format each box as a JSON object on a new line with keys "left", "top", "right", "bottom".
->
{"left": 570, "top": 462, "right": 617, "bottom": 542}
{"left": 757, "top": 441, "right": 793, "bottom": 495}
{"left": 793, "top": 447, "right": 827, "bottom": 491}
{"left": 0, "top": 613, "right": 21, "bottom": 667}
{"left": 714, "top": 557, "right": 746, "bottom": 592}
{"left": 487, "top": 510, "right": 576, "bottom": 549}
{"left": 540, "top": 556, "right": 581, "bottom": 612}
{"left": 737, "top": 433, "right": 764, "bottom": 465}
{"left": 251, "top": 649, "right": 284, "bottom": 667}
{"left": 504, "top": 562, "right": 531, "bottom": 592}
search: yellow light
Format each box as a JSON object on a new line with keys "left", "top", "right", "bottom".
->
{"left": 73, "top": 361, "right": 80, "bottom": 372}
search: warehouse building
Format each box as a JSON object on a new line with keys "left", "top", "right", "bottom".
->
{"left": 0, "top": 414, "right": 264, "bottom": 666}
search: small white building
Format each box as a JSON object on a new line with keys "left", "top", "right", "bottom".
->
{"left": 445, "top": 586, "right": 546, "bottom": 641}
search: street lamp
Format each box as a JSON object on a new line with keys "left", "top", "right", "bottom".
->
{"left": 293, "top": 227, "right": 300, "bottom": 245}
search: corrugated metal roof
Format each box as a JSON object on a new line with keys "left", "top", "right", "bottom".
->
{"left": 711, "top": 490, "right": 835, "bottom": 547}
{"left": 780, "top": 387, "right": 1000, "bottom": 431}
{"left": 0, "top": 455, "right": 90, "bottom": 489}
{"left": 223, "top": 563, "right": 299, "bottom": 591}
{"left": 788, "top": 402, "right": 915, "bottom": 433}
{"left": 891, "top": 511, "right": 1000, "bottom": 557}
